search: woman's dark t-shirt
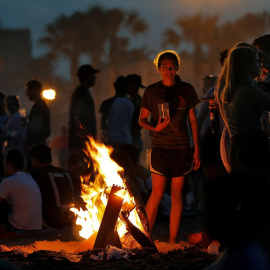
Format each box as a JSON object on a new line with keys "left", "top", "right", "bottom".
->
{"left": 141, "top": 80, "right": 199, "bottom": 149}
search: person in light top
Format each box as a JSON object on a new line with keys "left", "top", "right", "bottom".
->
{"left": 0, "top": 149, "right": 42, "bottom": 236}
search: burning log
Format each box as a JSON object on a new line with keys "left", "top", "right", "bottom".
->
{"left": 71, "top": 137, "right": 157, "bottom": 252}
{"left": 120, "top": 211, "right": 158, "bottom": 252}
{"left": 93, "top": 185, "right": 124, "bottom": 249}
{"left": 135, "top": 205, "right": 152, "bottom": 241}
{"left": 110, "top": 148, "right": 147, "bottom": 207}
{"left": 89, "top": 183, "right": 156, "bottom": 251}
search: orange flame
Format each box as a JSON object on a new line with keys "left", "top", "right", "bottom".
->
{"left": 70, "top": 137, "right": 145, "bottom": 244}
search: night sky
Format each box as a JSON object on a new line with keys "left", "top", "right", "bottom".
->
{"left": 0, "top": 0, "right": 269, "bottom": 57}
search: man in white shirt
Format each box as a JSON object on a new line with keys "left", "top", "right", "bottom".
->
{"left": 100, "top": 76, "right": 135, "bottom": 145}
{"left": 107, "top": 76, "right": 135, "bottom": 145}
{"left": 0, "top": 149, "right": 42, "bottom": 235}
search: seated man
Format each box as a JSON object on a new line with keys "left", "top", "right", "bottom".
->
{"left": 0, "top": 149, "right": 42, "bottom": 235}
{"left": 30, "top": 144, "right": 78, "bottom": 229}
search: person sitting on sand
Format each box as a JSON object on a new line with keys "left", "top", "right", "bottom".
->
{"left": 0, "top": 149, "right": 42, "bottom": 236}
{"left": 30, "top": 143, "right": 77, "bottom": 229}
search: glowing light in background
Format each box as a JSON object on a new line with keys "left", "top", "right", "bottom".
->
{"left": 42, "top": 89, "right": 56, "bottom": 100}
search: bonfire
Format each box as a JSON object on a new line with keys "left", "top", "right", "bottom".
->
{"left": 0, "top": 137, "right": 218, "bottom": 269}
{"left": 70, "top": 137, "right": 156, "bottom": 252}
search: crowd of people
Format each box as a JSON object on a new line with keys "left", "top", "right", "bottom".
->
{"left": 196, "top": 35, "right": 270, "bottom": 269}
{"left": 0, "top": 78, "right": 84, "bottom": 236}
{"left": 0, "top": 63, "right": 149, "bottom": 237}
{"left": 0, "top": 32, "right": 270, "bottom": 268}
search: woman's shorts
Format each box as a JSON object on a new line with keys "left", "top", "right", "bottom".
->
{"left": 150, "top": 147, "right": 192, "bottom": 178}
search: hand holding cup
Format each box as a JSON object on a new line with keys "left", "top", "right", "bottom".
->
{"left": 155, "top": 103, "right": 170, "bottom": 131}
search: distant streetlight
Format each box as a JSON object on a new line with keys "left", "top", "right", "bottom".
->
{"left": 42, "top": 89, "right": 56, "bottom": 100}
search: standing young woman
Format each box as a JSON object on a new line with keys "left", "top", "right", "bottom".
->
{"left": 215, "top": 45, "right": 270, "bottom": 173}
{"left": 139, "top": 50, "right": 201, "bottom": 244}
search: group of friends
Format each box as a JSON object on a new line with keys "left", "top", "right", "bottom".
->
{"left": 0, "top": 63, "right": 149, "bottom": 237}
{"left": 0, "top": 31, "right": 270, "bottom": 269}
{"left": 193, "top": 35, "right": 270, "bottom": 269}
{"left": 69, "top": 64, "right": 146, "bottom": 162}
{"left": 0, "top": 76, "right": 89, "bottom": 235}
{"left": 0, "top": 144, "right": 82, "bottom": 236}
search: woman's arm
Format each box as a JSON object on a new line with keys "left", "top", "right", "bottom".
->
{"left": 188, "top": 107, "right": 201, "bottom": 170}
{"left": 138, "top": 107, "right": 170, "bottom": 132}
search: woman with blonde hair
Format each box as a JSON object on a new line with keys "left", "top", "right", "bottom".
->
{"left": 139, "top": 50, "right": 200, "bottom": 244}
{"left": 215, "top": 45, "right": 270, "bottom": 173}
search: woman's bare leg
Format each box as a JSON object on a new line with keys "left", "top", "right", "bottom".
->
{"left": 169, "top": 176, "right": 185, "bottom": 244}
{"left": 145, "top": 173, "right": 167, "bottom": 231}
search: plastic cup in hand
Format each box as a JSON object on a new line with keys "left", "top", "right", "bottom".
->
{"left": 158, "top": 102, "right": 169, "bottom": 121}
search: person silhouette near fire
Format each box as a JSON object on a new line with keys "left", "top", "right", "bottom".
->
{"left": 30, "top": 143, "right": 79, "bottom": 229}
{"left": 24, "top": 79, "right": 51, "bottom": 173}
{"left": 68, "top": 64, "right": 99, "bottom": 156}
{"left": 127, "top": 74, "right": 146, "bottom": 162}
{"left": 99, "top": 76, "right": 134, "bottom": 146}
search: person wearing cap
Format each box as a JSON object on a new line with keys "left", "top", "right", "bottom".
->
{"left": 127, "top": 74, "right": 145, "bottom": 162}
{"left": 68, "top": 64, "right": 99, "bottom": 156}
{"left": 99, "top": 76, "right": 134, "bottom": 145}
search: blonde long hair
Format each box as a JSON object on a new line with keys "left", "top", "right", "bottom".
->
{"left": 153, "top": 49, "right": 181, "bottom": 72}
{"left": 215, "top": 45, "right": 258, "bottom": 121}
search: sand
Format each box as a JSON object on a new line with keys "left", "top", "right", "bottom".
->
{"left": 0, "top": 209, "right": 218, "bottom": 269}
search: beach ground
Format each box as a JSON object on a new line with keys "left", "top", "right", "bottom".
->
{"left": 0, "top": 208, "right": 218, "bottom": 270}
